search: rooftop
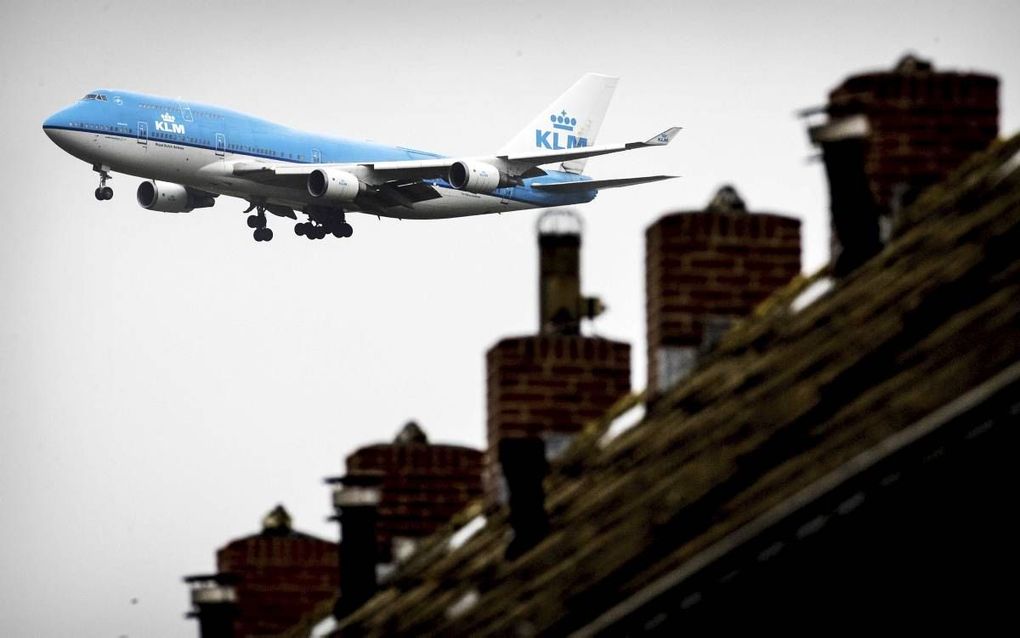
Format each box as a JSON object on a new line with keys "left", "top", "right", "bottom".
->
{"left": 335, "top": 133, "right": 1020, "bottom": 635}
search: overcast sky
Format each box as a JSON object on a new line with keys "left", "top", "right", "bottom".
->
{"left": 1, "top": 1, "right": 1017, "bottom": 635}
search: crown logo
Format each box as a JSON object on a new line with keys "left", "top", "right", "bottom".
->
{"left": 160, "top": 112, "right": 176, "bottom": 123}
{"left": 549, "top": 110, "right": 577, "bottom": 132}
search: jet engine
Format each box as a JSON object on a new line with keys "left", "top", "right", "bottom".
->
{"left": 136, "top": 180, "right": 215, "bottom": 213}
{"left": 307, "top": 168, "right": 364, "bottom": 203}
{"left": 448, "top": 160, "right": 506, "bottom": 193}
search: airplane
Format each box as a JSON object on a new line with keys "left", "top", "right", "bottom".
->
{"left": 42, "top": 73, "right": 680, "bottom": 242}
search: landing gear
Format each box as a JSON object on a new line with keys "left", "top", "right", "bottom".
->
{"left": 295, "top": 208, "right": 352, "bottom": 240}
{"left": 93, "top": 164, "right": 113, "bottom": 200}
{"left": 245, "top": 204, "right": 273, "bottom": 242}
{"left": 295, "top": 222, "right": 328, "bottom": 240}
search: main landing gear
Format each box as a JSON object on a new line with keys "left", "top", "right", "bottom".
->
{"left": 93, "top": 164, "right": 113, "bottom": 200}
{"left": 294, "top": 209, "right": 353, "bottom": 241}
{"left": 244, "top": 203, "right": 274, "bottom": 242}
{"left": 242, "top": 204, "right": 352, "bottom": 243}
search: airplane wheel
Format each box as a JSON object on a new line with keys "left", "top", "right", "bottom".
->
{"left": 315, "top": 227, "right": 327, "bottom": 240}
{"left": 95, "top": 188, "right": 104, "bottom": 200}
{"left": 101, "top": 186, "right": 114, "bottom": 200}
{"left": 295, "top": 223, "right": 306, "bottom": 236}
{"left": 247, "top": 214, "right": 266, "bottom": 229}
{"left": 341, "top": 223, "right": 353, "bottom": 238}
{"left": 263, "top": 228, "right": 273, "bottom": 241}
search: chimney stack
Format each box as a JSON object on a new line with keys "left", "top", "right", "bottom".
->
{"left": 486, "top": 210, "right": 630, "bottom": 503}
{"left": 645, "top": 186, "right": 801, "bottom": 398}
{"left": 807, "top": 54, "right": 999, "bottom": 274}
{"left": 328, "top": 471, "right": 384, "bottom": 619}
{"left": 184, "top": 505, "right": 337, "bottom": 638}
{"left": 499, "top": 437, "right": 550, "bottom": 560}
{"left": 183, "top": 574, "right": 238, "bottom": 638}
{"left": 809, "top": 116, "right": 883, "bottom": 276}
{"left": 538, "top": 210, "right": 604, "bottom": 336}
{"left": 342, "top": 422, "right": 484, "bottom": 565}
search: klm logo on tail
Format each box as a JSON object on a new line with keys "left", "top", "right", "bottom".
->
{"left": 536, "top": 110, "right": 588, "bottom": 150}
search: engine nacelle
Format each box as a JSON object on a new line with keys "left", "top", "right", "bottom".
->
{"left": 136, "top": 180, "right": 214, "bottom": 213}
{"left": 448, "top": 160, "right": 505, "bottom": 193}
{"left": 307, "top": 168, "right": 363, "bottom": 203}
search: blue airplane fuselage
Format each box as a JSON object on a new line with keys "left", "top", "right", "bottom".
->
{"left": 42, "top": 89, "right": 595, "bottom": 219}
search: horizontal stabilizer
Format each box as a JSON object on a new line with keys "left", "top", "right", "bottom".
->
{"left": 531, "top": 174, "right": 679, "bottom": 192}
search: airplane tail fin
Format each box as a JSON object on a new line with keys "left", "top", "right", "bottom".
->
{"left": 500, "top": 73, "right": 619, "bottom": 174}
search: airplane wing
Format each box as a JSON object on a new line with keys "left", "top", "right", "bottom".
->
{"left": 531, "top": 175, "right": 679, "bottom": 192}
{"left": 229, "top": 127, "right": 681, "bottom": 187}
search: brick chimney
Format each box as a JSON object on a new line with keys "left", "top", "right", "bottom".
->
{"left": 808, "top": 54, "right": 999, "bottom": 272}
{"left": 184, "top": 505, "right": 338, "bottom": 638}
{"left": 343, "top": 422, "right": 484, "bottom": 563}
{"left": 646, "top": 186, "right": 801, "bottom": 397}
{"left": 486, "top": 210, "right": 630, "bottom": 503}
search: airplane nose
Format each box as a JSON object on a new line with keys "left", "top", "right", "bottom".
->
{"left": 42, "top": 107, "right": 71, "bottom": 138}
{"left": 43, "top": 112, "right": 61, "bottom": 139}
{"left": 42, "top": 106, "right": 81, "bottom": 153}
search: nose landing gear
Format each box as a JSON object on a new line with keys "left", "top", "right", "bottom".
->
{"left": 93, "top": 164, "right": 113, "bottom": 200}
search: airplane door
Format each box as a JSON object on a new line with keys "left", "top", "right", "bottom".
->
{"left": 312, "top": 148, "right": 321, "bottom": 163}
{"left": 137, "top": 121, "right": 148, "bottom": 146}
{"left": 215, "top": 133, "right": 226, "bottom": 157}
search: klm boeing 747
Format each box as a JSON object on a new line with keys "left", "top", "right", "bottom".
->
{"left": 43, "top": 74, "right": 679, "bottom": 242}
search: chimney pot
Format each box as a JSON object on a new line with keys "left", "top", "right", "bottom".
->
{"left": 499, "top": 437, "right": 550, "bottom": 560}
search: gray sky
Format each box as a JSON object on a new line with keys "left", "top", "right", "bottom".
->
{"left": 1, "top": 0, "right": 1017, "bottom": 635}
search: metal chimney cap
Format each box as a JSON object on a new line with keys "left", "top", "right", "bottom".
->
{"left": 394, "top": 420, "right": 428, "bottom": 445}
{"left": 706, "top": 185, "right": 747, "bottom": 213}
{"left": 537, "top": 209, "right": 583, "bottom": 236}
{"left": 894, "top": 53, "right": 933, "bottom": 74}
{"left": 262, "top": 504, "right": 292, "bottom": 533}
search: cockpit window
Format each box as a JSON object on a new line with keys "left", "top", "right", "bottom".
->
{"left": 82, "top": 94, "right": 97, "bottom": 100}
{"left": 81, "top": 93, "right": 108, "bottom": 101}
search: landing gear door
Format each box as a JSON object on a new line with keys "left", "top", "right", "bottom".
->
{"left": 137, "top": 121, "right": 148, "bottom": 146}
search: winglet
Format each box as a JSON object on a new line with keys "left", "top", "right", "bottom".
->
{"left": 645, "top": 126, "right": 682, "bottom": 146}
